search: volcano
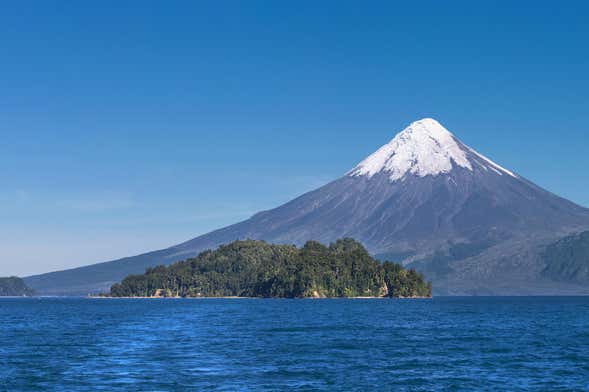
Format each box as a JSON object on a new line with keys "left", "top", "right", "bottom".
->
{"left": 26, "top": 118, "right": 589, "bottom": 295}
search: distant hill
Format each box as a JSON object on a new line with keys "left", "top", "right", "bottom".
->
{"left": 107, "top": 238, "right": 431, "bottom": 298}
{"left": 26, "top": 118, "right": 589, "bottom": 295}
{"left": 25, "top": 250, "right": 168, "bottom": 296}
{"left": 542, "top": 231, "right": 589, "bottom": 284}
{"left": 0, "top": 277, "right": 35, "bottom": 296}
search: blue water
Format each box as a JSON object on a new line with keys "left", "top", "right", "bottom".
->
{"left": 1, "top": 297, "right": 588, "bottom": 391}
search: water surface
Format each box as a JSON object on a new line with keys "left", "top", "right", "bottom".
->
{"left": 1, "top": 297, "right": 588, "bottom": 391}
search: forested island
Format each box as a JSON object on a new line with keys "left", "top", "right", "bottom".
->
{"left": 107, "top": 238, "right": 431, "bottom": 298}
{"left": 0, "top": 277, "right": 36, "bottom": 296}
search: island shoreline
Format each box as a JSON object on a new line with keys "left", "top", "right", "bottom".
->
{"left": 89, "top": 295, "right": 432, "bottom": 299}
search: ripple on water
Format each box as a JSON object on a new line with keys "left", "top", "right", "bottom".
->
{"left": 1, "top": 297, "right": 589, "bottom": 391}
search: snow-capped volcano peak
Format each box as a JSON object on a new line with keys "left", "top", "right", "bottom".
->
{"left": 349, "top": 118, "right": 517, "bottom": 181}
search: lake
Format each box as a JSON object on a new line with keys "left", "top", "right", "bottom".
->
{"left": 1, "top": 297, "right": 588, "bottom": 391}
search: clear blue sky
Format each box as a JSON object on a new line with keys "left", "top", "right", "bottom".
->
{"left": 2, "top": 1, "right": 588, "bottom": 276}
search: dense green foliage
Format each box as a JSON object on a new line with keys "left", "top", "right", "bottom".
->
{"left": 542, "top": 231, "right": 589, "bottom": 283}
{"left": 109, "top": 239, "right": 431, "bottom": 298}
{"left": 0, "top": 277, "right": 36, "bottom": 296}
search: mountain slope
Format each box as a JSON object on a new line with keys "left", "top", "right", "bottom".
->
{"left": 541, "top": 231, "right": 589, "bottom": 284}
{"left": 25, "top": 118, "right": 589, "bottom": 295}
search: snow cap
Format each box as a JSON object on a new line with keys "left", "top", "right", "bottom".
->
{"left": 349, "top": 118, "right": 516, "bottom": 181}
